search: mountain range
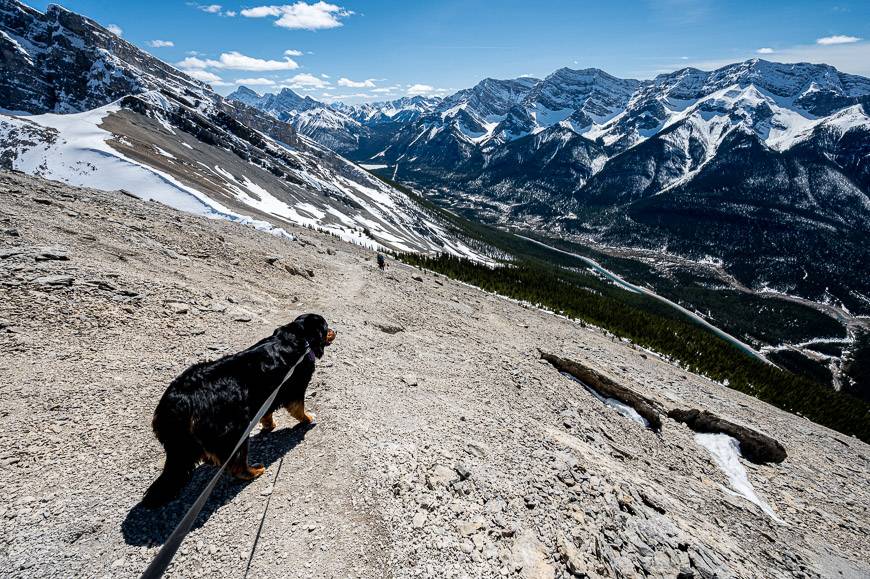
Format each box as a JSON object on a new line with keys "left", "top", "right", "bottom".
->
{"left": 0, "top": 1, "right": 478, "bottom": 257}
{"left": 232, "top": 61, "right": 870, "bottom": 314}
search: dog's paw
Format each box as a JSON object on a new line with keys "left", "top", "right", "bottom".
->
{"left": 302, "top": 412, "right": 316, "bottom": 424}
{"left": 234, "top": 464, "right": 265, "bottom": 481}
{"left": 260, "top": 417, "right": 276, "bottom": 433}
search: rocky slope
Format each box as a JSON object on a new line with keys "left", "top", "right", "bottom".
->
{"left": 1, "top": 170, "right": 868, "bottom": 578}
{"left": 0, "top": 0, "right": 475, "bottom": 256}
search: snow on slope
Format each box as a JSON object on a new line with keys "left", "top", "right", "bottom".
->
{"left": 0, "top": 104, "right": 300, "bottom": 239}
{"left": 0, "top": 95, "right": 482, "bottom": 257}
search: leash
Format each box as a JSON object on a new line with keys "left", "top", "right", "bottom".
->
{"left": 243, "top": 452, "right": 287, "bottom": 578}
{"left": 140, "top": 346, "right": 310, "bottom": 579}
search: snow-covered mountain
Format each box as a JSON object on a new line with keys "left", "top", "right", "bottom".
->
{"left": 226, "top": 88, "right": 440, "bottom": 156}
{"left": 240, "top": 60, "right": 870, "bottom": 312}
{"left": 0, "top": 1, "right": 482, "bottom": 257}
{"left": 334, "top": 95, "right": 441, "bottom": 125}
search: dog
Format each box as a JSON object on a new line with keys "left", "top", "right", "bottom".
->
{"left": 141, "top": 313, "right": 336, "bottom": 508}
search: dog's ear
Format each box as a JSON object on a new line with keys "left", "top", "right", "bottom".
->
{"left": 294, "top": 313, "right": 328, "bottom": 358}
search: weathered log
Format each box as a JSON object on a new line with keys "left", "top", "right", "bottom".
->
{"left": 540, "top": 350, "right": 662, "bottom": 432}
{"left": 668, "top": 408, "right": 787, "bottom": 464}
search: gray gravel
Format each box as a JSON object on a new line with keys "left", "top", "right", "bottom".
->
{"left": 0, "top": 171, "right": 868, "bottom": 578}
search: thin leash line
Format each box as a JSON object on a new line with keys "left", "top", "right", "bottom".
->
{"left": 243, "top": 451, "right": 287, "bottom": 578}
{"left": 140, "top": 345, "right": 310, "bottom": 579}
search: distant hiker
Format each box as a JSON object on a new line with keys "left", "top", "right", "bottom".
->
{"left": 377, "top": 253, "right": 386, "bottom": 271}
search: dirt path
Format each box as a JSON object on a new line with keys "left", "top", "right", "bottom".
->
{"left": 1, "top": 171, "right": 868, "bottom": 578}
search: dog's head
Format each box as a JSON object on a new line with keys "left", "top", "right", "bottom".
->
{"left": 293, "top": 313, "right": 336, "bottom": 359}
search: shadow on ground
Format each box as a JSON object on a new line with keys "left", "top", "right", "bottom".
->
{"left": 122, "top": 422, "right": 314, "bottom": 546}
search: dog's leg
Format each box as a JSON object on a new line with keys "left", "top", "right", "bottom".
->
{"left": 260, "top": 411, "right": 276, "bottom": 432}
{"left": 228, "top": 440, "right": 265, "bottom": 481}
{"left": 285, "top": 399, "right": 314, "bottom": 424}
{"left": 142, "top": 443, "right": 198, "bottom": 508}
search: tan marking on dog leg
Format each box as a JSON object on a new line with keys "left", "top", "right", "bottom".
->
{"left": 285, "top": 400, "right": 313, "bottom": 424}
{"left": 202, "top": 451, "right": 222, "bottom": 466}
{"left": 260, "top": 412, "right": 276, "bottom": 432}
{"left": 227, "top": 443, "right": 266, "bottom": 481}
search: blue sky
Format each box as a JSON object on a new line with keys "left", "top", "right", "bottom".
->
{"left": 27, "top": 0, "right": 870, "bottom": 103}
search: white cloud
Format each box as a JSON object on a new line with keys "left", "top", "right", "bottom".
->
{"left": 756, "top": 47, "right": 774, "bottom": 54}
{"left": 320, "top": 73, "right": 330, "bottom": 78}
{"left": 240, "top": 2, "right": 353, "bottom": 30}
{"left": 406, "top": 84, "right": 434, "bottom": 95}
{"left": 284, "top": 49, "right": 303, "bottom": 56}
{"left": 215, "top": 51, "right": 299, "bottom": 70}
{"left": 147, "top": 40, "right": 175, "bottom": 48}
{"left": 338, "top": 77, "right": 376, "bottom": 88}
{"left": 192, "top": 3, "right": 235, "bottom": 16}
{"left": 176, "top": 51, "right": 299, "bottom": 71}
{"left": 816, "top": 35, "right": 861, "bottom": 45}
{"left": 177, "top": 56, "right": 209, "bottom": 69}
{"left": 284, "top": 73, "right": 330, "bottom": 89}
{"left": 182, "top": 69, "right": 225, "bottom": 85}
{"left": 235, "top": 77, "right": 276, "bottom": 86}
{"left": 371, "top": 87, "right": 395, "bottom": 94}
{"left": 106, "top": 24, "right": 123, "bottom": 36}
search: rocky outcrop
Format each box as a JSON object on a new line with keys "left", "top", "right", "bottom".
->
{"left": 539, "top": 350, "right": 663, "bottom": 431}
{"left": 668, "top": 408, "right": 787, "bottom": 464}
{"left": 0, "top": 1, "right": 207, "bottom": 114}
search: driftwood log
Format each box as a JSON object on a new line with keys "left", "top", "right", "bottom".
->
{"left": 668, "top": 408, "right": 787, "bottom": 464}
{"left": 540, "top": 351, "right": 662, "bottom": 432}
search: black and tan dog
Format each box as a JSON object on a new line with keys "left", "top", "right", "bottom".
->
{"left": 142, "top": 313, "right": 336, "bottom": 508}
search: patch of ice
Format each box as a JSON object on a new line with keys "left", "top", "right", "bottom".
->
{"left": 695, "top": 433, "right": 785, "bottom": 524}
{"left": 560, "top": 372, "right": 650, "bottom": 428}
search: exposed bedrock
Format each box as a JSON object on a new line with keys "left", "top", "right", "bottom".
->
{"left": 668, "top": 408, "right": 787, "bottom": 464}
{"left": 539, "top": 350, "right": 663, "bottom": 432}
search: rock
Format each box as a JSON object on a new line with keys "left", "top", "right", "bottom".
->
{"left": 166, "top": 302, "right": 189, "bottom": 314}
{"left": 467, "top": 443, "right": 488, "bottom": 458}
{"left": 3, "top": 228, "right": 20, "bottom": 237}
{"left": 456, "top": 520, "right": 484, "bottom": 536}
{"left": 33, "top": 274, "right": 73, "bottom": 287}
{"left": 33, "top": 197, "right": 52, "bottom": 205}
{"left": 485, "top": 498, "right": 506, "bottom": 514}
{"left": 233, "top": 313, "right": 253, "bottom": 322}
{"left": 372, "top": 322, "right": 404, "bottom": 334}
{"left": 34, "top": 247, "right": 68, "bottom": 261}
{"left": 412, "top": 511, "right": 427, "bottom": 529}
{"left": 557, "top": 534, "right": 589, "bottom": 577}
{"left": 412, "top": 275, "right": 424, "bottom": 282}
{"left": 1, "top": 249, "right": 24, "bottom": 259}
{"left": 265, "top": 255, "right": 280, "bottom": 264}
{"left": 428, "top": 465, "right": 457, "bottom": 488}
{"left": 668, "top": 408, "right": 787, "bottom": 464}
{"left": 402, "top": 374, "right": 418, "bottom": 386}
{"left": 455, "top": 463, "right": 471, "bottom": 481}
{"left": 511, "top": 532, "right": 555, "bottom": 579}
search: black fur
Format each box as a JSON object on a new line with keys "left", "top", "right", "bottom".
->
{"left": 141, "top": 313, "right": 333, "bottom": 508}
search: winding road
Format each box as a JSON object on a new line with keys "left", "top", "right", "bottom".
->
{"left": 516, "top": 234, "right": 772, "bottom": 364}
